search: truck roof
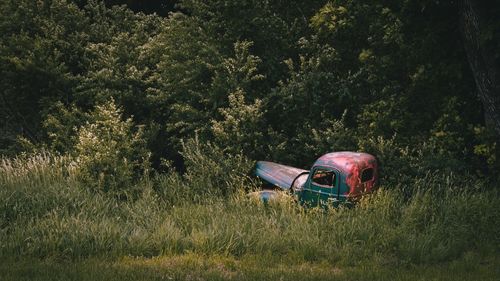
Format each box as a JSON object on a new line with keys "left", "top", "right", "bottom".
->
{"left": 313, "top": 152, "right": 377, "bottom": 175}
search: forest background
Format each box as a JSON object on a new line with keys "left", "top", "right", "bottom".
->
{"left": 1, "top": 1, "right": 499, "bottom": 280}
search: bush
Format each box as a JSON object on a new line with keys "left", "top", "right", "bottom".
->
{"left": 74, "top": 99, "right": 150, "bottom": 197}
{"left": 179, "top": 136, "right": 255, "bottom": 199}
{"left": 211, "top": 88, "right": 266, "bottom": 158}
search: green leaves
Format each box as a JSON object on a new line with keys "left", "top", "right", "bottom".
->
{"left": 211, "top": 88, "right": 265, "bottom": 157}
{"left": 74, "top": 99, "right": 150, "bottom": 196}
{"left": 1, "top": 0, "right": 499, "bottom": 182}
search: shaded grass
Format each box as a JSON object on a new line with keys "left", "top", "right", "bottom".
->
{"left": 1, "top": 253, "right": 499, "bottom": 281}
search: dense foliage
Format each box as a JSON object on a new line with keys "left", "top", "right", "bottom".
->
{"left": 1, "top": 0, "right": 499, "bottom": 183}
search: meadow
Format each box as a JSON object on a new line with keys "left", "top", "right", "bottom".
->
{"left": 2, "top": 1, "right": 500, "bottom": 279}
{"left": 1, "top": 152, "right": 499, "bottom": 280}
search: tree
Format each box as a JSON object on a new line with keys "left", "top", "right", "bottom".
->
{"left": 459, "top": 0, "right": 500, "bottom": 139}
{"left": 0, "top": 0, "right": 87, "bottom": 153}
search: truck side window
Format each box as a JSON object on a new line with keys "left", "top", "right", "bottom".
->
{"left": 312, "top": 168, "right": 335, "bottom": 187}
{"left": 361, "top": 168, "right": 374, "bottom": 183}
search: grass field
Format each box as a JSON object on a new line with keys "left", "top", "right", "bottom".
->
{"left": 1, "top": 253, "right": 499, "bottom": 281}
{"left": 1, "top": 153, "right": 499, "bottom": 280}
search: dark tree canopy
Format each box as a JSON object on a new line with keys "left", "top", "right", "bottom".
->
{"left": 106, "top": 0, "right": 179, "bottom": 15}
{"left": 1, "top": 0, "right": 499, "bottom": 181}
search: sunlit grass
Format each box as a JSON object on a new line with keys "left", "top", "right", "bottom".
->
{"left": 1, "top": 152, "right": 499, "bottom": 280}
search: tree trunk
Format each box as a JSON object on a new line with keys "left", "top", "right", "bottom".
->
{"left": 459, "top": 0, "right": 500, "bottom": 138}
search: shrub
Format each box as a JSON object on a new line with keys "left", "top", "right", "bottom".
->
{"left": 211, "top": 88, "right": 265, "bottom": 158}
{"left": 179, "top": 136, "right": 255, "bottom": 199}
{"left": 74, "top": 99, "right": 150, "bottom": 197}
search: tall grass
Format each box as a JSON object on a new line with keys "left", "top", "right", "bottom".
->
{"left": 0, "top": 152, "right": 499, "bottom": 266}
{"left": 0, "top": 152, "right": 78, "bottom": 188}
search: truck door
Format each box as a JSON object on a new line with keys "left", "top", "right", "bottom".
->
{"left": 300, "top": 167, "right": 339, "bottom": 207}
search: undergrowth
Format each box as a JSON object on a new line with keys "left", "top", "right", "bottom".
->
{"left": 0, "top": 150, "right": 499, "bottom": 268}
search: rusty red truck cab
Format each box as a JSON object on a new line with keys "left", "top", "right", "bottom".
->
{"left": 297, "top": 152, "right": 378, "bottom": 207}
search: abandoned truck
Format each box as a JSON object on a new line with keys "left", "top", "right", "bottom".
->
{"left": 253, "top": 152, "right": 378, "bottom": 207}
